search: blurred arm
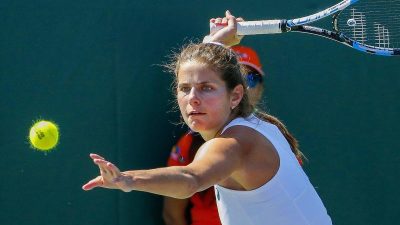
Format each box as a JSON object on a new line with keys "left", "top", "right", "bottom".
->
{"left": 162, "top": 197, "right": 189, "bottom": 225}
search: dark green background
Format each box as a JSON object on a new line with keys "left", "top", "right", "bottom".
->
{"left": 1, "top": 0, "right": 398, "bottom": 224}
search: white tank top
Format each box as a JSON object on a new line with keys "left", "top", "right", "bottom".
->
{"left": 214, "top": 115, "right": 332, "bottom": 225}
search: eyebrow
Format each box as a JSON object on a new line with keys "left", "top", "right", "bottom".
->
{"left": 177, "top": 81, "right": 214, "bottom": 87}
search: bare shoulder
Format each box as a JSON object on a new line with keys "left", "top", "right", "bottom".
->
{"left": 191, "top": 125, "right": 279, "bottom": 190}
{"left": 221, "top": 125, "right": 259, "bottom": 139}
{"left": 195, "top": 133, "right": 243, "bottom": 160}
{"left": 220, "top": 125, "right": 272, "bottom": 150}
{"left": 220, "top": 124, "right": 278, "bottom": 163}
{"left": 219, "top": 125, "right": 280, "bottom": 190}
{"left": 196, "top": 125, "right": 268, "bottom": 159}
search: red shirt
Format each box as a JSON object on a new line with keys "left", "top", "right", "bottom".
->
{"left": 167, "top": 131, "right": 221, "bottom": 225}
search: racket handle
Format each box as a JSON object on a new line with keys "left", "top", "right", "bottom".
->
{"left": 210, "top": 20, "right": 285, "bottom": 35}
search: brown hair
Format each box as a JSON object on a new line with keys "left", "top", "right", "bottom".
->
{"left": 166, "top": 42, "right": 304, "bottom": 162}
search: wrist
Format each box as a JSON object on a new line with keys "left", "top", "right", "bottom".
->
{"left": 203, "top": 36, "right": 227, "bottom": 47}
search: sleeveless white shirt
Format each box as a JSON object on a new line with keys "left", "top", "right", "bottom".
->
{"left": 214, "top": 115, "right": 332, "bottom": 225}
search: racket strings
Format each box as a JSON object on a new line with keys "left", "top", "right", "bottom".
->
{"left": 349, "top": 9, "right": 367, "bottom": 43}
{"left": 337, "top": 0, "right": 400, "bottom": 49}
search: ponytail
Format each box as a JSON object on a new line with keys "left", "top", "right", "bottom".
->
{"left": 255, "top": 111, "right": 305, "bottom": 165}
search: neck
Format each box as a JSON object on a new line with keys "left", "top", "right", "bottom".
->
{"left": 200, "top": 114, "right": 237, "bottom": 141}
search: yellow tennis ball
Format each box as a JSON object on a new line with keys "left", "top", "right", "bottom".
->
{"left": 29, "top": 120, "right": 59, "bottom": 151}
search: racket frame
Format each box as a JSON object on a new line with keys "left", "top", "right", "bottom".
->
{"left": 211, "top": 0, "right": 399, "bottom": 56}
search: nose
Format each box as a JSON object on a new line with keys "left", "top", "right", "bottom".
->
{"left": 188, "top": 87, "right": 200, "bottom": 106}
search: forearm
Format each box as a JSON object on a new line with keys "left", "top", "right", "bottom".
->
{"left": 126, "top": 138, "right": 242, "bottom": 197}
{"left": 83, "top": 142, "right": 240, "bottom": 195}
{"left": 124, "top": 166, "right": 199, "bottom": 198}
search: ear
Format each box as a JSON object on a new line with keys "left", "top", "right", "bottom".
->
{"left": 230, "top": 84, "right": 244, "bottom": 110}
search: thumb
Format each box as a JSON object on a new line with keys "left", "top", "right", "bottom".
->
{"left": 82, "top": 176, "right": 103, "bottom": 191}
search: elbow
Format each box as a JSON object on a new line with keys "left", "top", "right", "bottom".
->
{"left": 179, "top": 172, "right": 201, "bottom": 199}
{"left": 179, "top": 178, "right": 198, "bottom": 199}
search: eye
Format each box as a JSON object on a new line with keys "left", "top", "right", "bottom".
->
{"left": 178, "top": 86, "right": 191, "bottom": 93}
{"left": 201, "top": 85, "right": 214, "bottom": 91}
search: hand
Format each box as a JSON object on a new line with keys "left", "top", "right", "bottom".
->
{"left": 82, "top": 153, "right": 134, "bottom": 192}
{"left": 204, "top": 10, "right": 244, "bottom": 46}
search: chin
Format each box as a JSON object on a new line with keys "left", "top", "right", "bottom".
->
{"left": 187, "top": 120, "right": 206, "bottom": 133}
{"left": 188, "top": 122, "right": 201, "bottom": 132}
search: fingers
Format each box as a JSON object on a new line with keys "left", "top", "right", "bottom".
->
{"left": 210, "top": 10, "right": 238, "bottom": 32}
{"left": 82, "top": 176, "right": 103, "bottom": 191}
{"left": 84, "top": 153, "right": 128, "bottom": 191}
{"left": 107, "top": 162, "right": 121, "bottom": 175}
{"left": 207, "top": 10, "right": 243, "bottom": 46}
{"left": 225, "top": 10, "right": 233, "bottom": 18}
{"left": 210, "top": 10, "right": 233, "bottom": 26}
{"left": 90, "top": 153, "right": 104, "bottom": 160}
{"left": 91, "top": 158, "right": 132, "bottom": 192}
{"left": 211, "top": 17, "right": 226, "bottom": 25}
{"left": 94, "top": 159, "right": 119, "bottom": 178}
{"left": 225, "top": 10, "right": 237, "bottom": 29}
{"left": 104, "top": 162, "right": 120, "bottom": 178}
{"left": 221, "top": 17, "right": 228, "bottom": 25}
{"left": 89, "top": 154, "right": 117, "bottom": 176}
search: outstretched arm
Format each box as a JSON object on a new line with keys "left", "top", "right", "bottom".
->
{"left": 82, "top": 137, "right": 243, "bottom": 199}
{"left": 82, "top": 153, "right": 200, "bottom": 198}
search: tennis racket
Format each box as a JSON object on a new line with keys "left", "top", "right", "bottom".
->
{"left": 210, "top": 0, "right": 400, "bottom": 56}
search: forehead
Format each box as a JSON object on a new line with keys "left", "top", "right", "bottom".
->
{"left": 177, "top": 61, "right": 222, "bottom": 83}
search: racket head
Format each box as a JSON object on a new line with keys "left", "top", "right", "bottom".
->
{"left": 334, "top": 0, "right": 400, "bottom": 56}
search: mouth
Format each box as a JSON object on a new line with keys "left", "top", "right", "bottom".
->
{"left": 188, "top": 111, "right": 206, "bottom": 116}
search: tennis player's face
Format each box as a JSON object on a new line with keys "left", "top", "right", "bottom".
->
{"left": 177, "top": 61, "right": 233, "bottom": 138}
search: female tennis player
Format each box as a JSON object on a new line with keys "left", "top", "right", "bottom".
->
{"left": 162, "top": 45, "right": 270, "bottom": 225}
{"left": 83, "top": 11, "right": 332, "bottom": 225}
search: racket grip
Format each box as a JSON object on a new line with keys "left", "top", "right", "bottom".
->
{"left": 210, "top": 20, "right": 285, "bottom": 35}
